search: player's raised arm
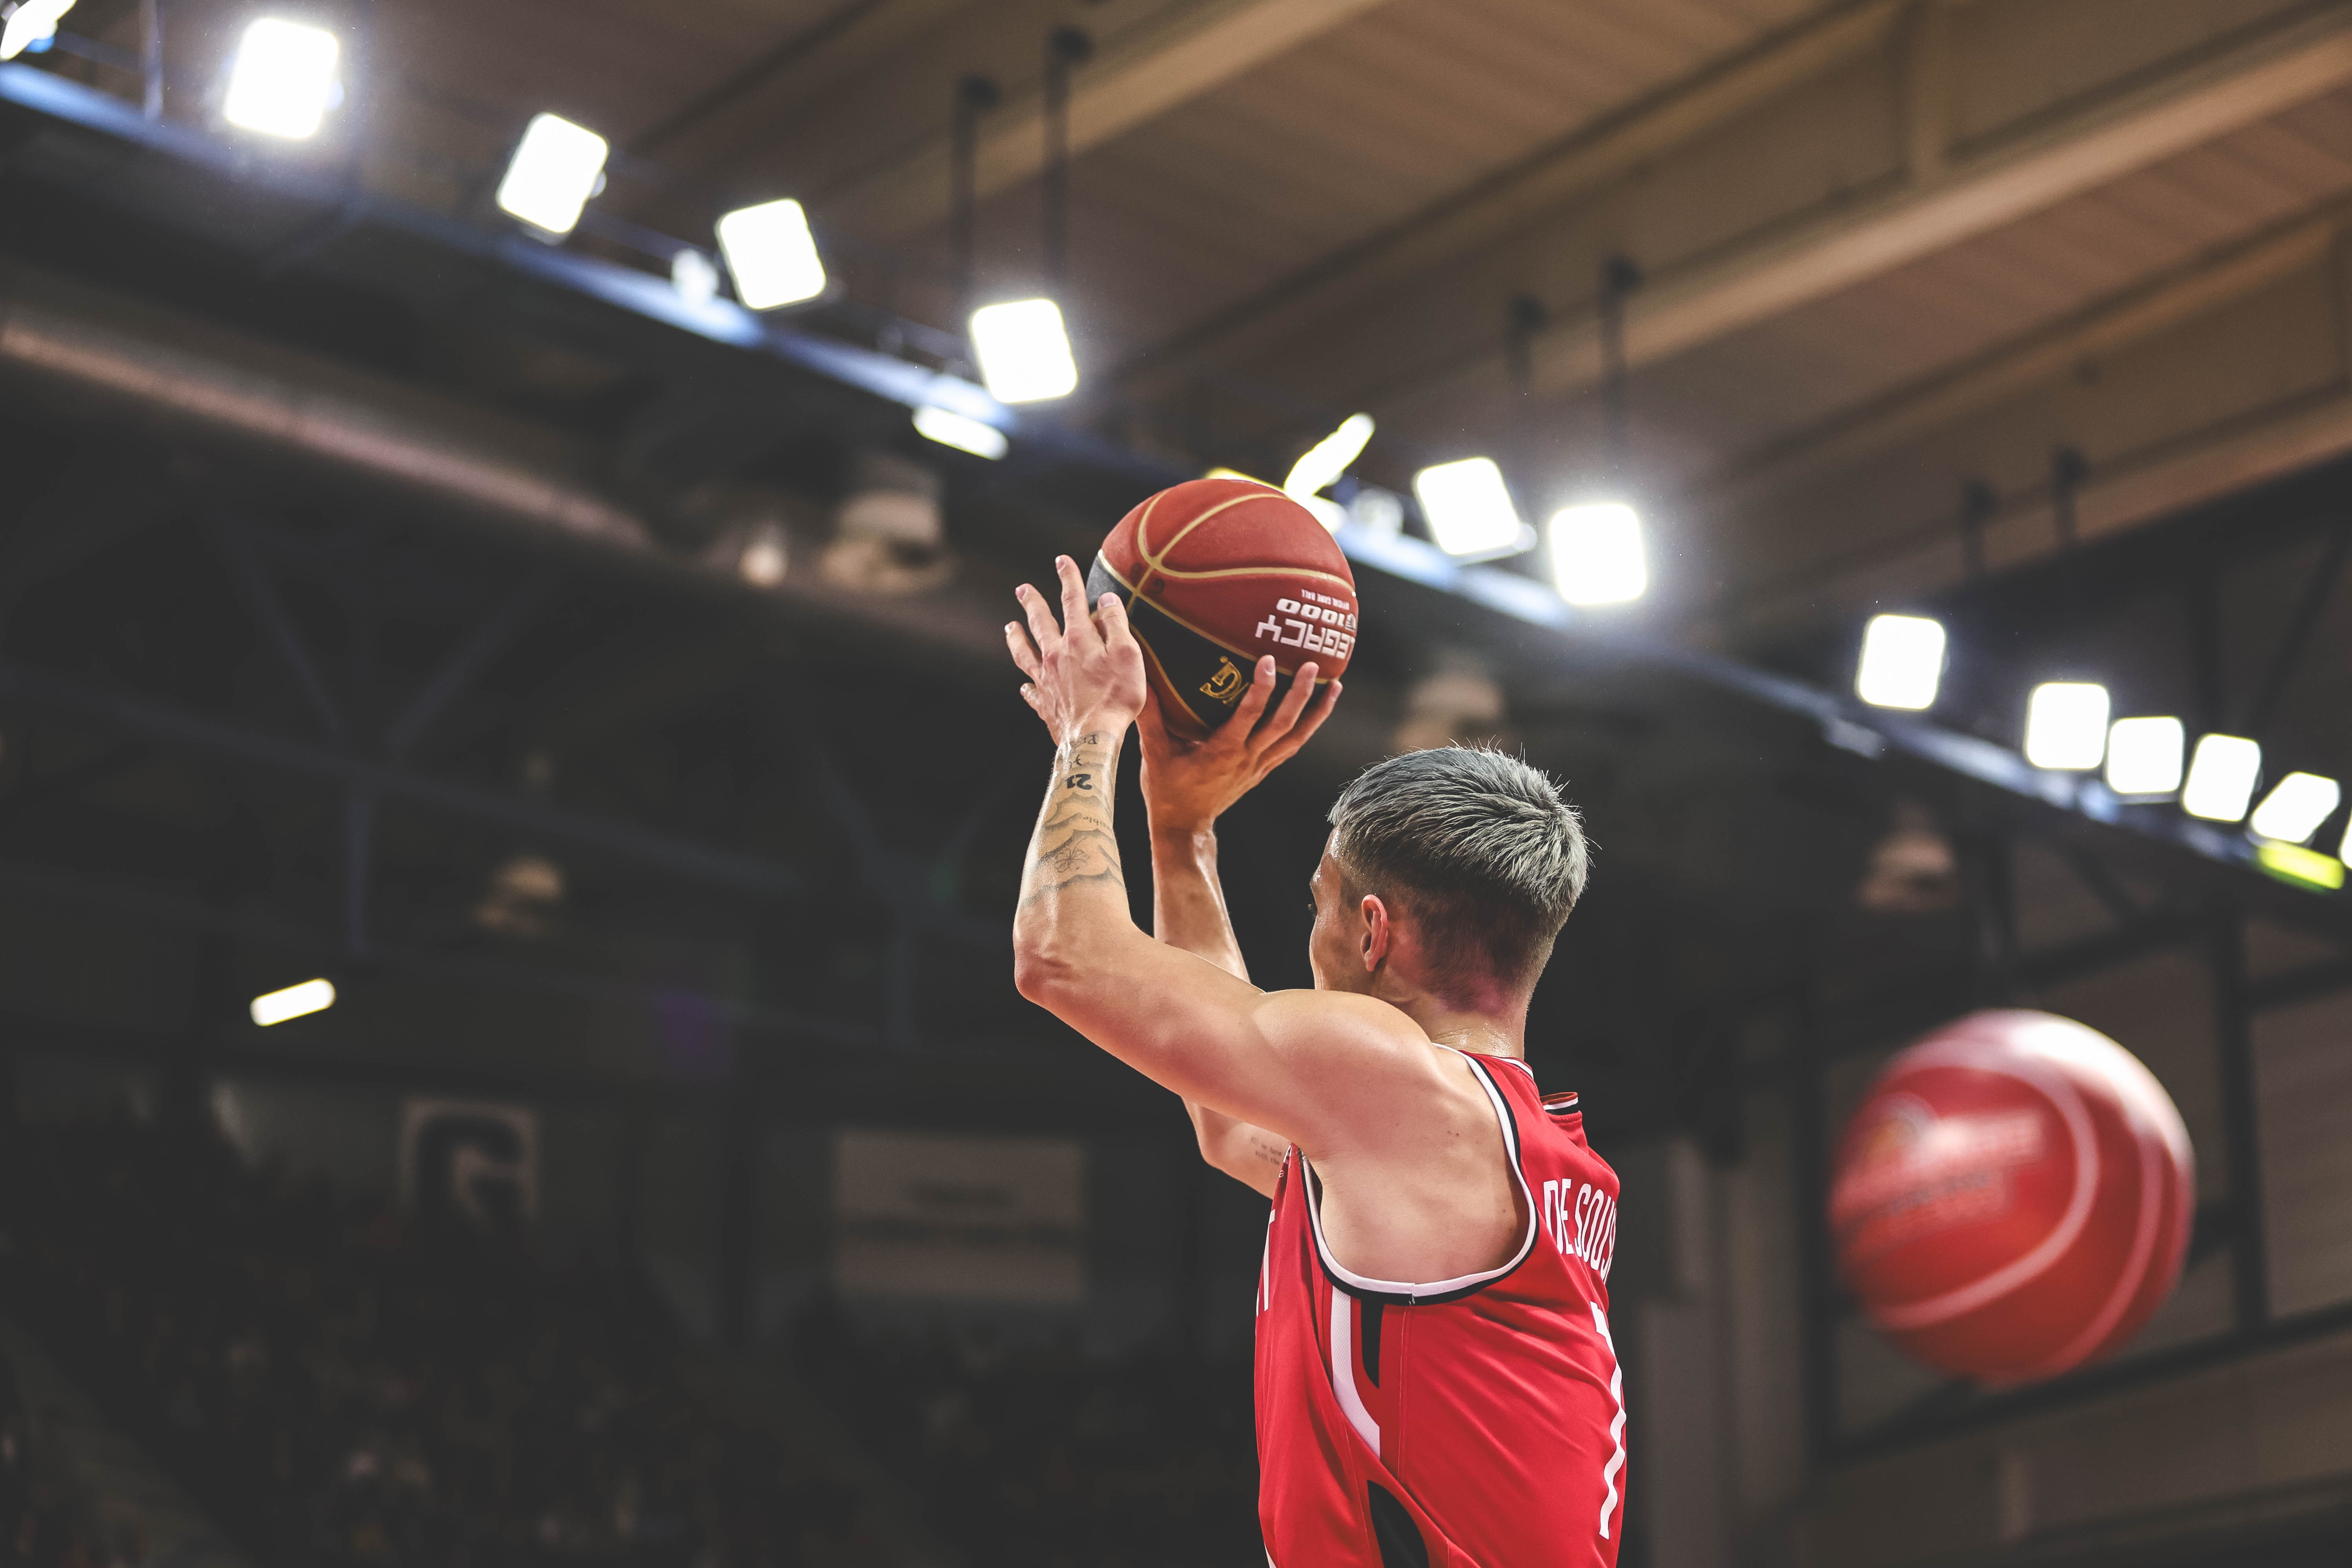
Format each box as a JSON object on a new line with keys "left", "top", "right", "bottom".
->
{"left": 1004, "top": 557, "right": 1426, "bottom": 1156}
{"left": 1138, "top": 659, "right": 1338, "bottom": 1193}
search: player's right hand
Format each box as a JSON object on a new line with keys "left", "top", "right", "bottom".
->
{"left": 1007, "top": 555, "right": 1148, "bottom": 746}
{"left": 1138, "top": 656, "right": 1340, "bottom": 832}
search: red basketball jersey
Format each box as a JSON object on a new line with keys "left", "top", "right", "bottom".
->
{"left": 1254, "top": 1051, "right": 1626, "bottom": 1568}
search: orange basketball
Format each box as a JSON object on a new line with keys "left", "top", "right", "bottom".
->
{"left": 1829, "top": 1009, "right": 2193, "bottom": 1383}
{"left": 1086, "top": 478, "right": 1358, "bottom": 735}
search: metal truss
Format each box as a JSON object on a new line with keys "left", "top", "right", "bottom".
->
{"left": 0, "top": 499, "right": 1028, "bottom": 1065}
{"left": 6, "top": 58, "right": 2348, "bottom": 932}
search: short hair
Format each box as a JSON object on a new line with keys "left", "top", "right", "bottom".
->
{"left": 1327, "top": 745, "right": 1588, "bottom": 994}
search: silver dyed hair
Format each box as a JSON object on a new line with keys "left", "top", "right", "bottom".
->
{"left": 1327, "top": 745, "right": 1588, "bottom": 988}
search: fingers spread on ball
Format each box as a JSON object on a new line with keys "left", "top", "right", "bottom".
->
{"left": 1261, "top": 661, "right": 1318, "bottom": 744}
{"left": 1225, "top": 656, "right": 1278, "bottom": 739}
{"left": 1095, "top": 592, "right": 1137, "bottom": 652}
{"left": 1005, "top": 621, "right": 1042, "bottom": 680}
{"left": 1016, "top": 582, "right": 1063, "bottom": 654}
{"left": 1054, "top": 556, "right": 1094, "bottom": 646}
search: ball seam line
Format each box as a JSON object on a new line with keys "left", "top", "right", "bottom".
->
{"left": 1091, "top": 553, "right": 1342, "bottom": 683}
{"left": 1139, "top": 490, "right": 1264, "bottom": 568}
{"left": 2016, "top": 1126, "right": 2165, "bottom": 1381}
{"left": 1135, "top": 489, "right": 1355, "bottom": 594}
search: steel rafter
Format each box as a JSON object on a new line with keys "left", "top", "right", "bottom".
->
{"left": 3, "top": 62, "right": 2349, "bottom": 925}
{"left": 0, "top": 661, "right": 806, "bottom": 900}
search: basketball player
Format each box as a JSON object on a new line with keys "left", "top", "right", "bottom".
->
{"left": 1006, "top": 557, "right": 1626, "bottom": 1568}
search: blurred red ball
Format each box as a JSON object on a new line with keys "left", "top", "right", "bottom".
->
{"left": 1086, "top": 477, "right": 1357, "bottom": 736}
{"left": 1829, "top": 1009, "right": 2194, "bottom": 1383}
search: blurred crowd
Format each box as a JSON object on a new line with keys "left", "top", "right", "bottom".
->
{"left": 796, "top": 1300, "right": 1261, "bottom": 1568}
{"left": 0, "top": 1112, "right": 868, "bottom": 1568}
{"left": 0, "top": 1351, "right": 95, "bottom": 1568}
{"left": 0, "top": 1107, "right": 1265, "bottom": 1568}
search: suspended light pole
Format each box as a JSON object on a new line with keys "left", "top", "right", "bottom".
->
{"left": 1504, "top": 293, "right": 1547, "bottom": 399}
{"left": 2051, "top": 444, "right": 2087, "bottom": 550}
{"left": 1546, "top": 254, "right": 1650, "bottom": 605}
{"left": 965, "top": 31, "right": 1089, "bottom": 404}
{"left": 1042, "top": 25, "right": 1093, "bottom": 295}
{"left": 949, "top": 73, "right": 1000, "bottom": 327}
{"left": 1597, "top": 254, "right": 1642, "bottom": 489}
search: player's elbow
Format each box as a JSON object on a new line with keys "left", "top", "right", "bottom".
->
{"left": 1012, "top": 943, "right": 1076, "bottom": 1007}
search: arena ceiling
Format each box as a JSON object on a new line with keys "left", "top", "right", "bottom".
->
{"left": 27, "top": 1, "right": 2348, "bottom": 631}
{"left": 330, "top": 0, "right": 2352, "bottom": 628}
{"left": 5, "top": 0, "right": 2352, "bottom": 1150}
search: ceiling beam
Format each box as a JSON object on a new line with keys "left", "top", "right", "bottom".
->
{"left": 817, "top": 0, "right": 1393, "bottom": 240}
{"left": 0, "top": 661, "right": 810, "bottom": 899}
{"left": 1338, "top": 524, "right": 2352, "bottom": 930}
{"left": 626, "top": 0, "right": 966, "bottom": 168}
{"left": 1729, "top": 384, "right": 2352, "bottom": 637}
{"left": 1113, "top": 0, "right": 1908, "bottom": 393}
{"left": 1372, "top": 4, "right": 2352, "bottom": 423}
{"left": 1702, "top": 202, "right": 2347, "bottom": 512}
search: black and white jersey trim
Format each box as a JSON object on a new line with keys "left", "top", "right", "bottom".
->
{"left": 1300, "top": 1051, "right": 1539, "bottom": 1307}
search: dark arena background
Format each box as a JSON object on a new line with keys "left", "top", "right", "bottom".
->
{"left": 0, "top": 2, "right": 2350, "bottom": 1565}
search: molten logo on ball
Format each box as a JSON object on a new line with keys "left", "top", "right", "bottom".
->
{"left": 1833, "top": 1097, "right": 2045, "bottom": 1265}
{"left": 1830, "top": 1010, "right": 2194, "bottom": 1384}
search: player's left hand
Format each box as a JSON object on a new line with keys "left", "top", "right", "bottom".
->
{"left": 1138, "top": 654, "right": 1340, "bottom": 832}
{"left": 1006, "top": 555, "right": 1148, "bottom": 745}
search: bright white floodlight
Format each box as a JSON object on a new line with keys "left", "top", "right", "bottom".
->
{"left": 1283, "top": 414, "right": 1375, "bottom": 499}
{"left": 913, "top": 405, "right": 1008, "bottom": 460}
{"left": 1413, "top": 457, "right": 1524, "bottom": 557}
{"left": 715, "top": 198, "right": 827, "bottom": 310}
{"left": 0, "top": 0, "right": 74, "bottom": 60}
{"left": 2182, "top": 734, "right": 2261, "bottom": 822}
{"left": 2250, "top": 772, "right": 2341, "bottom": 844}
{"left": 496, "top": 112, "right": 609, "bottom": 236}
{"left": 223, "top": 18, "right": 341, "bottom": 140}
{"left": 969, "top": 298, "right": 1078, "bottom": 403}
{"left": 1855, "top": 614, "right": 1944, "bottom": 710}
{"left": 1548, "top": 502, "right": 1646, "bottom": 606}
{"left": 2104, "top": 716, "right": 2185, "bottom": 795}
{"left": 2024, "top": 682, "right": 2110, "bottom": 770}
{"left": 250, "top": 977, "right": 335, "bottom": 1027}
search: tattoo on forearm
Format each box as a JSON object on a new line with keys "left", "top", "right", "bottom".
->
{"left": 1021, "top": 731, "right": 1126, "bottom": 909}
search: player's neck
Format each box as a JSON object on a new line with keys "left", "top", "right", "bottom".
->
{"left": 1393, "top": 996, "right": 1528, "bottom": 1060}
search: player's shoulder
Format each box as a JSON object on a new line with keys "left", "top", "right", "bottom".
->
{"left": 1256, "top": 988, "right": 1443, "bottom": 1059}
{"left": 1261, "top": 1001, "right": 1477, "bottom": 1100}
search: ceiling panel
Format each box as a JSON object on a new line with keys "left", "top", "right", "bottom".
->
{"left": 925, "top": 0, "right": 1833, "bottom": 373}
{"left": 1619, "top": 88, "right": 2352, "bottom": 487}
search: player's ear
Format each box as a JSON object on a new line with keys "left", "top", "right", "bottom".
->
{"left": 1358, "top": 893, "right": 1390, "bottom": 973}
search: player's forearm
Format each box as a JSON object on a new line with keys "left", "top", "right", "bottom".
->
{"left": 1013, "top": 724, "right": 1138, "bottom": 997}
{"left": 1186, "top": 1099, "right": 1287, "bottom": 1196}
{"left": 1150, "top": 821, "right": 1270, "bottom": 1176}
{"left": 1149, "top": 818, "right": 1248, "bottom": 982}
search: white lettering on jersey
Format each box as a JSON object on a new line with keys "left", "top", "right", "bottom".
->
{"left": 1541, "top": 1178, "right": 1619, "bottom": 1282}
